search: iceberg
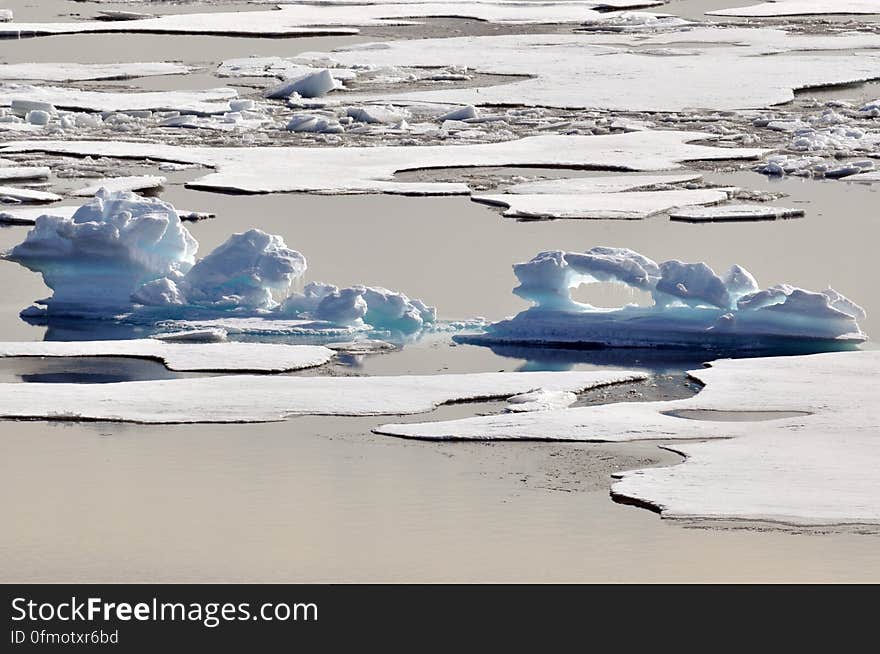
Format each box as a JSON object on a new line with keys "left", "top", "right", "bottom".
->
{"left": 1, "top": 190, "right": 436, "bottom": 336}
{"left": 457, "top": 247, "right": 866, "bottom": 349}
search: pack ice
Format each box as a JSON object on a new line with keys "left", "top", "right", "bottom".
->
{"left": 0, "top": 132, "right": 766, "bottom": 195}
{"left": 0, "top": 3, "right": 669, "bottom": 39}
{"left": 458, "top": 247, "right": 866, "bottom": 349}
{"left": 710, "top": 1, "right": 880, "bottom": 16}
{"left": 376, "top": 351, "right": 880, "bottom": 526}
{"left": 0, "top": 370, "right": 645, "bottom": 424}
{"left": 305, "top": 28, "right": 880, "bottom": 111}
{"left": 0, "top": 190, "right": 435, "bottom": 335}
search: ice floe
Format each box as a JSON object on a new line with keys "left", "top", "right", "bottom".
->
{"left": 457, "top": 247, "right": 866, "bottom": 349}
{"left": 307, "top": 28, "right": 880, "bottom": 111}
{"left": 0, "top": 62, "right": 191, "bottom": 82}
{"left": 471, "top": 189, "right": 730, "bottom": 220}
{"left": 668, "top": 204, "right": 804, "bottom": 222}
{"left": 1, "top": 191, "right": 436, "bottom": 336}
{"left": 0, "top": 340, "right": 334, "bottom": 373}
{"left": 0, "top": 369, "right": 645, "bottom": 423}
{"left": 71, "top": 175, "right": 166, "bottom": 197}
{"left": 0, "top": 3, "right": 671, "bottom": 39}
{"left": 0, "top": 166, "right": 49, "bottom": 181}
{"left": 710, "top": 1, "right": 880, "bottom": 16}
{"left": 0, "top": 186, "right": 61, "bottom": 204}
{"left": 375, "top": 350, "right": 880, "bottom": 526}
{"left": 0, "top": 84, "right": 237, "bottom": 115}
{"left": 0, "top": 131, "right": 766, "bottom": 195}
{"left": 503, "top": 173, "right": 704, "bottom": 195}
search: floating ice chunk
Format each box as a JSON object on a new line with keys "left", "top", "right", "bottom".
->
{"left": 578, "top": 11, "right": 690, "bottom": 32}
{"left": 0, "top": 340, "right": 334, "bottom": 373}
{"left": 3, "top": 191, "right": 432, "bottom": 334}
{"left": 180, "top": 230, "right": 307, "bottom": 311}
{"left": 505, "top": 173, "right": 703, "bottom": 195}
{"left": 310, "top": 29, "right": 880, "bottom": 111}
{"left": 0, "top": 186, "right": 61, "bottom": 204}
{"left": 25, "top": 110, "right": 50, "bottom": 125}
{"left": 0, "top": 62, "right": 190, "bottom": 82}
{"left": 346, "top": 105, "right": 406, "bottom": 124}
{"left": 96, "top": 10, "right": 154, "bottom": 21}
{"left": 670, "top": 204, "right": 804, "bottom": 222}
{"left": 284, "top": 282, "right": 436, "bottom": 332}
{"left": 10, "top": 99, "right": 55, "bottom": 117}
{"left": 0, "top": 132, "right": 766, "bottom": 195}
{"left": 504, "top": 389, "right": 577, "bottom": 413}
{"left": 0, "top": 370, "right": 645, "bottom": 424}
{"left": 0, "top": 166, "right": 49, "bottom": 181}
{"left": 710, "top": 1, "right": 880, "bottom": 17}
{"left": 0, "top": 84, "right": 236, "bottom": 115}
{"left": 4, "top": 190, "right": 197, "bottom": 314}
{"left": 71, "top": 176, "right": 166, "bottom": 197}
{"left": 459, "top": 247, "right": 866, "bottom": 349}
{"left": 471, "top": 189, "right": 729, "bottom": 220}
{"left": 265, "top": 69, "right": 337, "bottom": 99}
{"left": 286, "top": 113, "right": 344, "bottom": 133}
{"left": 375, "top": 350, "right": 880, "bottom": 526}
{"left": 437, "top": 105, "right": 478, "bottom": 122}
{"left": 0, "top": 4, "right": 669, "bottom": 41}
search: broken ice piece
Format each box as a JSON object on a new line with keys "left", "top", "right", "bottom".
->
{"left": 669, "top": 204, "right": 805, "bottom": 222}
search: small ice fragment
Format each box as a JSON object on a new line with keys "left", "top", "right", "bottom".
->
{"left": 437, "top": 105, "right": 478, "bottom": 122}
{"left": 264, "top": 69, "right": 337, "bottom": 99}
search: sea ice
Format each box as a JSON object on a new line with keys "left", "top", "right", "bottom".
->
{"left": 0, "top": 186, "right": 61, "bottom": 204}
{"left": 0, "top": 166, "right": 49, "bottom": 181}
{"left": 1, "top": 191, "right": 436, "bottom": 335}
{"left": 0, "top": 84, "right": 237, "bottom": 115}
{"left": 375, "top": 351, "right": 880, "bottom": 527}
{"left": 0, "top": 3, "right": 669, "bottom": 39}
{"left": 0, "top": 370, "right": 646, "bottom": 424}
{"left": 0, "top": 340, "right": 335, "bottom": 373}
{"left": 265, "top": 69, "right": 338, "bottom": 99}
{"left": 0, "top": 132, "right": 766, "bottom": 195}
{"left": 0, "top": 62, "right": 191, "bottom": 82}
{"left": 669, "top": 204, "right": 805, "bottom": 222}
{"left": 457, "top": 247, "right": 866, "bottom": 349}
{"left": 504, "top": 173, "right": 704, "bottom": 195}
{"left": 710, "top": 1, "right": 880, "bottom": 16}
{"left": 471, "top": 189, "right": 730, "bottom": 220}
{"left": 308, "top": 29, "right": 880, "bottom": 111}
{"left": 71, "top": 175, "right": 166, "bottom": 197}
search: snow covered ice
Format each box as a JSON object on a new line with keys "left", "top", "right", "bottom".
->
{"left": 1, "top": 190, "right": 436, "bottom": 336}
{"left": 458, "top": 247, "right": 866, "bottom": 349}
{"left": 376, "top": 351, "right": 880, "bottom": 526}
{"left": 0, "top": 369, "right": 646, "bottom": 424}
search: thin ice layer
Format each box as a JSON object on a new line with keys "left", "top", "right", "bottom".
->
{"left": 0, "top": 132, "right": 766, "bottom": 195}
{"left": 377, "top": 351, "right": 880, "bottom": 526}
{"left": 0, "top": 370, "right": 646, "bottom": 423}
{"left": 0, "top": 340, "right": 334, "bottom": 372}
